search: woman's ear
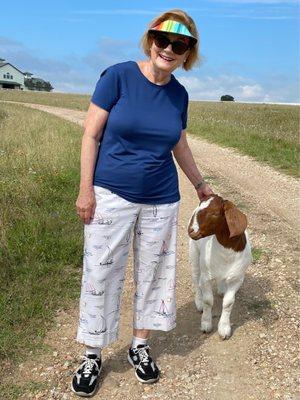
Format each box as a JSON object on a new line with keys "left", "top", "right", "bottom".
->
{"left": 184, "top": 49, "right": 190, "bottom": 62}
{"left": 223, "top": 200, "right": 248, "bottom": 238}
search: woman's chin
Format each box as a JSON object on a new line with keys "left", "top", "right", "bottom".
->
{"left": 155, "top": 57, "right": 175, "bottom": 71}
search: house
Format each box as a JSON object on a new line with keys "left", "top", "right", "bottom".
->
{"left": 0, "top": 58, "right": 26, "bottom": 90}
{"left": 0, "top": 58, "right": 53, "bottom": 91}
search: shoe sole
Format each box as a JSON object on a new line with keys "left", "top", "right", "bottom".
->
{"left": 127, "top": 353, "right": 159, "bottom": 384}
{"left": 70, "top": 363, "right": 103, "bottom": 397}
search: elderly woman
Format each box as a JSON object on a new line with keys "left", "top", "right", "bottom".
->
{"left": 72, "top": 9, "right": 213, "bottom": 397}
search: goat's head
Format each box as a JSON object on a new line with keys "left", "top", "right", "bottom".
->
{"left": 187, "top": 194, "right": 247, "bottom": 240}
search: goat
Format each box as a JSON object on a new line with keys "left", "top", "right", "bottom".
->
{"left": 188, "top": 194, "right": 252, "bottom": 339}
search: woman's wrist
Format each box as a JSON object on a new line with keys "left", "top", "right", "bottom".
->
{"left": 79, "top": 182, "right": 94, "bottom": 192}
{"left": 194, "top": 179, "right": 205, "bottom": 190}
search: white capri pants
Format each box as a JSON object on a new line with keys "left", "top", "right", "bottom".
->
{"left": 76, "top": 186, "right": 180, "bottom": 348}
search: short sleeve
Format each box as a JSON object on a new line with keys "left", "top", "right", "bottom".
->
{"left": 181, "top": 90, "right": 189, "bottom": 130}
{"left": 91, "top": 66, "right": 120, "bottom": 112}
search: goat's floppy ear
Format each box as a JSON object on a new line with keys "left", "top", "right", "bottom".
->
{"left": 223, "top": 200, "right": 247, "bottom": 238}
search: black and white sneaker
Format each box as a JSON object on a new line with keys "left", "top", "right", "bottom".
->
{"left": 127, "top": 344, "right": 160, "bottom": 383}
{"left": 71, "top": 354, "right": 102, "bottom": 397}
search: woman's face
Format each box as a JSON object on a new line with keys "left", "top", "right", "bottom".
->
{"left": 149, "top": 32, "right": 190, "bottom": 73}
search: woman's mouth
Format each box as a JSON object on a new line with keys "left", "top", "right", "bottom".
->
{"left": 159, "top": 54, "right": 174, "bottom": 62}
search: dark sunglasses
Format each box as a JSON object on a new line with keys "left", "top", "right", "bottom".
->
{"left": 149, "top": 32, "right": 191, "bottom": 55}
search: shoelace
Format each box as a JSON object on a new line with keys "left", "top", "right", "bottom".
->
{"left": 81, "top": 355, "right": 99, "bottom": 376}
{"left": 135, "top": 345, "right": 150, "bottom": 365}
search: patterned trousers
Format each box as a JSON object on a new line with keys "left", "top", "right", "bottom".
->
{"left": 75, "top": 186, "right": 180, "bottom": 347}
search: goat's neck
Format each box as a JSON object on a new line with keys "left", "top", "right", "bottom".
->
{"left": 215, "top": 219, "right": 246, "bottom": 252}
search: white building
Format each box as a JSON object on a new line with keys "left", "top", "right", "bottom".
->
{"left": 0, "top": 59, "right": 52, "bottom": 91}
{"left": 0, "top": 58, "right": 26, "bottom": 90}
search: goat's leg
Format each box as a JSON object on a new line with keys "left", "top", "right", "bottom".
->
{"left": 189, "top": 239, "right": 203, "bottom": 312}
{"left": 218, "top": 280, "right": 241, "bottom": 339}
{"left": 195, "top": 283, "right": 203, "bottom": 312}
{"left": 217, "top": 279, "right": 226, "bottom": 296}
{"left": 200, "top": 279, "right": 213, "bottom": 333}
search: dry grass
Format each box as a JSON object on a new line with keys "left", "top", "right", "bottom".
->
{"left": 0, "top": 89, "right": 90, "bottom": 110}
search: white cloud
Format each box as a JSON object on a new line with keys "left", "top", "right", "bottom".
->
{"left": 240, "top": 83, "right": 264, "bottom": 98}
{"left": 185, "top": 4, "right": 297, "bottom": 19}
{"left": 176, "top": 73, "right": 299, "bottom": 103}
{"left": 212, "top": 14, "right": 295, "bottom": 18}
{"left": 71, "top": 9, "right": 158, "bottom": 15}
{"left": 0, "top": 35, "right": 140, "bottom": 94}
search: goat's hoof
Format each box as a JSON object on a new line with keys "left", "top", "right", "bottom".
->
{"left": 201, "top": 321, "right": 212, "bottom": 333}
{"left": 218, "top": 324, "right": 231, "bottom": 339}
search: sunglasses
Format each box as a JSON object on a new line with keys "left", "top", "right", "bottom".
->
{"left": 149, "top": 33, "right": 191, "bottom": 55}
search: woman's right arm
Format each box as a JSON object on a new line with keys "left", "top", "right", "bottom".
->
{"left": 76, "top": 102, "right": 109, "bottom": 224}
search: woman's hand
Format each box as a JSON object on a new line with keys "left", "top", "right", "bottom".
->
{"left": 76, "top": 188, "right": 96, "bottom": 224}
{"left": 196, "top": 181, "right": 214, "bottom": 201}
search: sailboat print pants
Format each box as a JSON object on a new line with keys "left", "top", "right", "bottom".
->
{"left": 76, "top": 185, "right": 180, "bottom": 348}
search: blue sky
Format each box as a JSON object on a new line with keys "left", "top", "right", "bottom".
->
{"left": 1, "top": 0, "right": 299, "bottom": 103}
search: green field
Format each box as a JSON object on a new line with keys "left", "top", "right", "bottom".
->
{"left": 0, "top": 90, "right": 299, "bottom": 177}
{"left": 0, "top": 103, "right": 83, "bottom": 372}
{"left": 188, "top": 100, "right": 299, "bottom": 177}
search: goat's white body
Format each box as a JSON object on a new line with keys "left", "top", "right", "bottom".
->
{"left": 191, "top": 232, "right": 252, "bottom": 284}
{"left": 188, "top": 203, "right": 252, "bottom": 339}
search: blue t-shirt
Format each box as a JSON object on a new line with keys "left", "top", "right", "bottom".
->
{"left": 90, "top": 60, "right": 189, "bottom": 204}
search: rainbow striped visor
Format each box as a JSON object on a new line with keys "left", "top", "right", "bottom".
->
{"left": 148, "top": 20, "right": 197, "bottom": 46}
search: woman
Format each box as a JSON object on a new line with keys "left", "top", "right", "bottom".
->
{"left": 72, "top": 9, "right": 213, "bottom": 397}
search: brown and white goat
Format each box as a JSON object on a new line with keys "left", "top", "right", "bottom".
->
{"left": 188, "top": 195, "right": 252, "bottom": 339}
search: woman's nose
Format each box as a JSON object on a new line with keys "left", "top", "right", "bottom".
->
{"left": 165, "top": 43, "right": 174, "bottom": 53}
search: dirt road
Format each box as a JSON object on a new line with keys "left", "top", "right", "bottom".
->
{"left": 4, "top": 102, "right": 300, "bottom": 399}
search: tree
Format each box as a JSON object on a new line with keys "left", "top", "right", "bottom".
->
{"left": 220, "top": 95, "right": 235, "bottom": 102}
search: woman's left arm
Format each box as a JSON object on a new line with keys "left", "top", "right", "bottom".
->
{"left": 172, "top": 130, "right": 214, "bottom": 200}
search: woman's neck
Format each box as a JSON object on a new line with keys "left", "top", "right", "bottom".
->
{"left": 139, "top": 60, "right": 171, "bottom": 85}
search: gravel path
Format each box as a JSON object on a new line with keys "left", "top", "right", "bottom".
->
{"left": 3, "top": 102, "right": 299, "bottom": 400}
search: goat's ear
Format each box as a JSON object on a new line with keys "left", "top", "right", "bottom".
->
{"left": 224, "top": 201, "right": 247, "bottom": 238}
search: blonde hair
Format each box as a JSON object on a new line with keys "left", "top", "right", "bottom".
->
{"left": 139, "top": 9, "right": 201, "bottom": 71}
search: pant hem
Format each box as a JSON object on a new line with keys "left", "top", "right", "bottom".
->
{"left": 76, "top": 329, "right": 119, "bottom": 348}
{"left": 133, "top": 323, "right": 176, "bottom": 332}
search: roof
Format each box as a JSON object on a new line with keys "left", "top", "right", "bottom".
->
{"left": 0, "top": 62, "right": 25, "bottom": 75}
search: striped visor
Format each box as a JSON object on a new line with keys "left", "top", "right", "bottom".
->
{"left": 148, "top": 19, "right": 197, "bottom": 47}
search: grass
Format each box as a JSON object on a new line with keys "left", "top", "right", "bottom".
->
{"left": 0, "top": 103, "right": 83, "bottom": 371}
{"left": 252, "top": 247, "right": 264, "bottom": 264}
{"left": 0, "top": 89, "right": 90, "bottom": 110}
{"left": 0, "top": 381, "right": 51, "bottom": 399}
{"left": 188, "top": 101, "right": 300, "bottom": 178}
{"left": 1, "top": 90, "right": 299, "bottom": 177}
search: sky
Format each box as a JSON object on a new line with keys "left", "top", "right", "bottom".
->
{"left": 1, "top": 0, "right": 299, "bottom": 103}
